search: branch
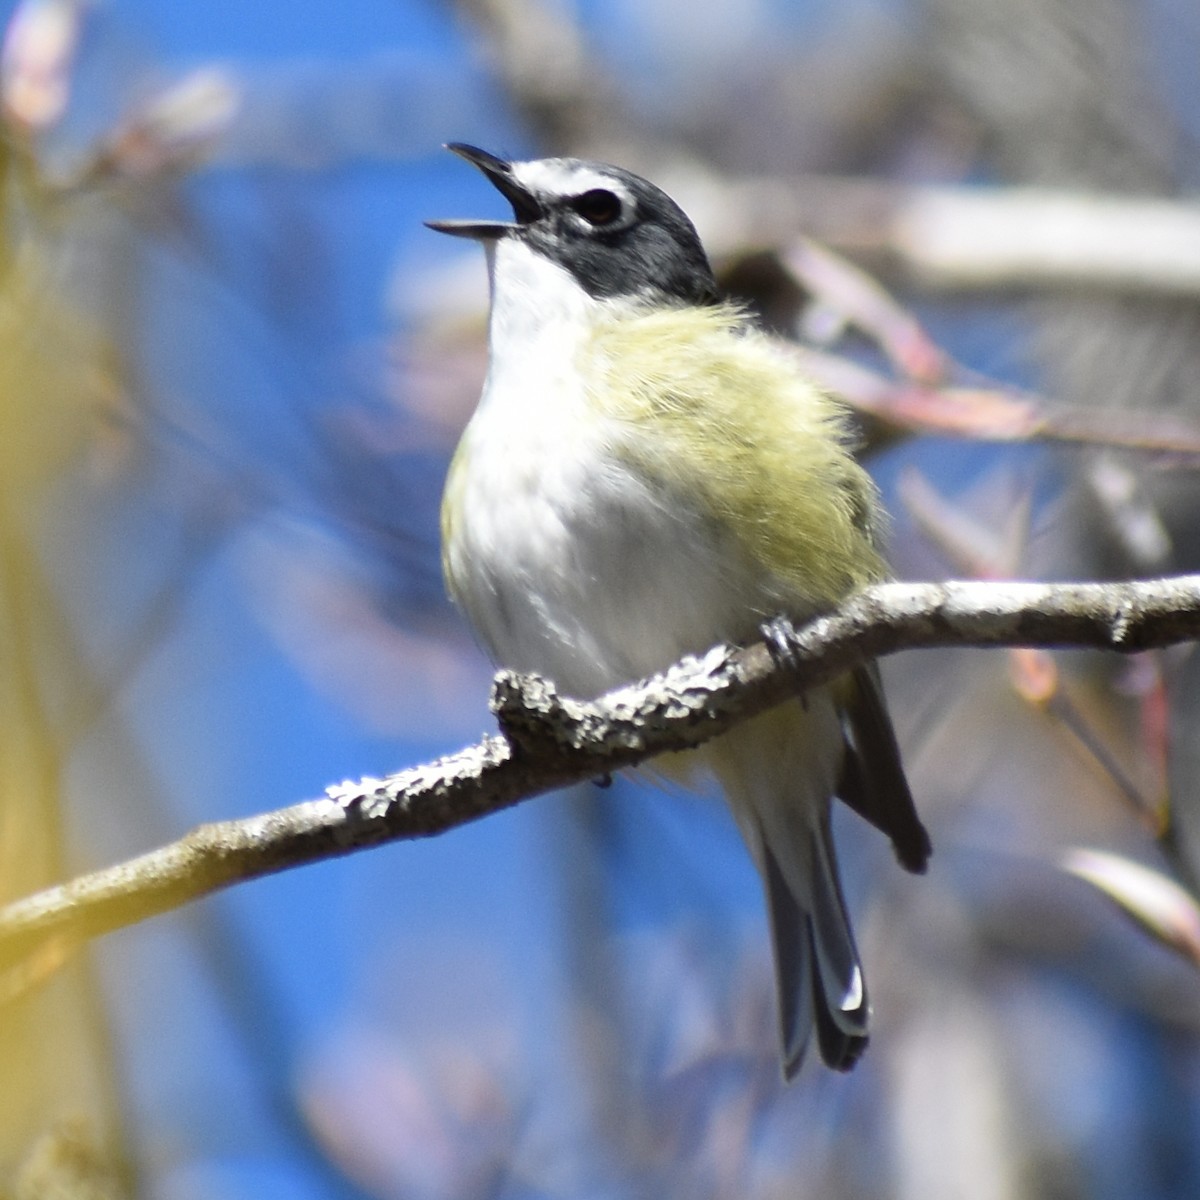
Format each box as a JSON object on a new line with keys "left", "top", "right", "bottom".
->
{"left": 790, "top": 346, "right": 1200, "bottom": 461}
{"left": 449, "top": 0, "right": 625, "bottom": 155}
{"left": 682, "top": 175, "right": 1200, "bottom": 297}
{"left": 2, "top": 575, "right": 1199, "bottom": 973}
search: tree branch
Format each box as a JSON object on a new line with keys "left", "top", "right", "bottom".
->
{"left": 686, "top": 176, "right": 1200, "bottom": 297}
{"left": 2, "top": 575, "right": 1198, "bottom": 974}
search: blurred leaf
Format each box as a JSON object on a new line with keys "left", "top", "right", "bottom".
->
{"left": 0, "top": 0, "right": 86, "bottom": 136}
{"left": 13, "top": 1119, "right": 125, "bottom": 1200}
{"left": 76, "top": 67, "right": 240, "bottom": 190}
{"left": 1062, "top": 848, "right": 1200, "bottom": 968}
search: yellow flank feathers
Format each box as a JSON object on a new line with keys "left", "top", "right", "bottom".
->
{"left": 439, "top": 437, "right": 467, "bottom": 578}
{"left": 582, "top": 303, "right": 886, "bottom": 610}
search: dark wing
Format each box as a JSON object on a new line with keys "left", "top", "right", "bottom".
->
{"left": 836, "top": 662, "right": 931, "bottom": 874}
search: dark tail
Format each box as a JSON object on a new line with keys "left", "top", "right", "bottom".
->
{"left": 763, "top": 817, "right": 869, "bottom": 1077}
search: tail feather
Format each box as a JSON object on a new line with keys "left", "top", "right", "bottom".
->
{"left": 708, "top": 681, "right": 919, "bottom": 1079}
{"left": 762, "top": 841, "right": 816, "bottom": 1076}
{"left": 809, "top": 814, "right": 868, "bottom": 1038}
{"left": 763, "top": 828, "right": 869, "bottom": 1079}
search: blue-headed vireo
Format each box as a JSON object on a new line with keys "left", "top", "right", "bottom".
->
{"left": 428, "top": 144, "right": 930, "bottom": 1077}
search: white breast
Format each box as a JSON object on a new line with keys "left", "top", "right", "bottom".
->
{"left": 444, "top": 239, "right": 764, "bottom": 699}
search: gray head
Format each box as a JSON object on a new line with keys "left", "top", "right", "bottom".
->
{"left": 428, "top": 144, "right": 719, "bottom": 308}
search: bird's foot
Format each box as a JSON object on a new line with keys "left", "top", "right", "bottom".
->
{"left": 760, "top": 614, "right": 800, "bottom": 669}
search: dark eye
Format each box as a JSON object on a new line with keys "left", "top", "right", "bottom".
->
{"left": 571, "top": 189, "right": 623, "bottom": 226}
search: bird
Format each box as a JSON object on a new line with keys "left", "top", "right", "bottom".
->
{"left": 427, "top": 143, "right": 930, "bottom": 1078}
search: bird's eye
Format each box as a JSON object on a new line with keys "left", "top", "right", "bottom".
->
{"left": 571, "top": 189, "right": 623, "bottom": 227}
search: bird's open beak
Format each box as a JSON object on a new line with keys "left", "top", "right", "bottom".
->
{"left": 425, "top": 143, "right": 543, "bottom": 240}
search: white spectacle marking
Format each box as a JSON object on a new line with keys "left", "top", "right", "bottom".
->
{"left": 512, "top": 158, "right": 635, "bottom": 211}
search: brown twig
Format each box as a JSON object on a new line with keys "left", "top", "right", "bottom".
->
{"left": 790, "top": 346, "right": 1200, "bottom": 460}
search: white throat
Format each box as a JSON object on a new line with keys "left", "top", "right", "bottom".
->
{"left": 481, "top": 238, "right": 599, "bottom": 400}
{"left": 456, "top": 236, "right": 610, "bottom": 529}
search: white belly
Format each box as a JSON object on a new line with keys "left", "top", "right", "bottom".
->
{"left": 445, "top": 408, "right": 767, "bottom": 700}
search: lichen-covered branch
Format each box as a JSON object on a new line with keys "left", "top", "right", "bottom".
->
{"left": 1, "top": 574, "right": 1198, "bottom": 973}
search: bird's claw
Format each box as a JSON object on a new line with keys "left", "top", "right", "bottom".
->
{"left": 760, "top": 614, "right": 799, "bottom": 669}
